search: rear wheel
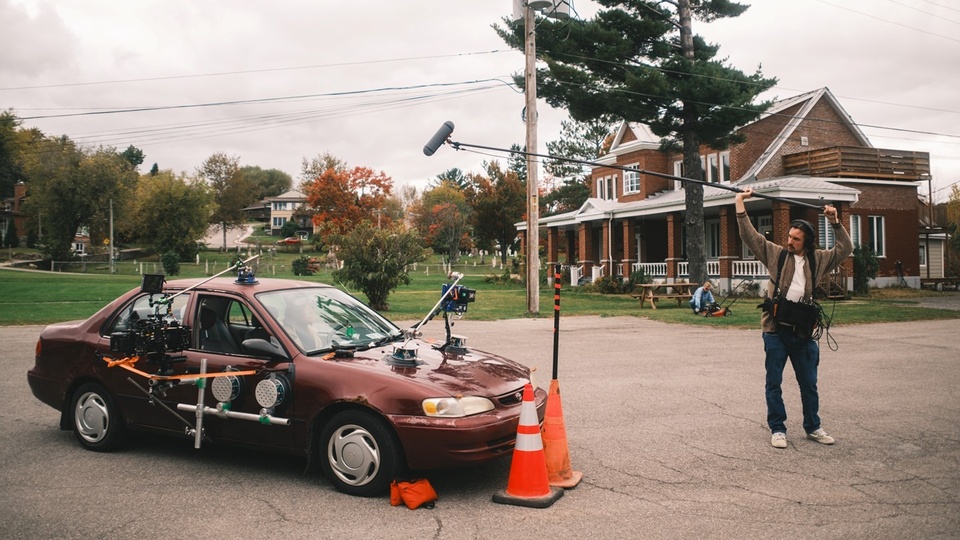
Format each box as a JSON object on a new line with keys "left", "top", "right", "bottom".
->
{"left": 70, "top": 382, "right": 125, "bottom": 451}
{"left": 319, "top": 409, "right": 402, "bottom": 497}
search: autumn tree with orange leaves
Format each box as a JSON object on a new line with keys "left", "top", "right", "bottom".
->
{"left": 304, "top": 165, "right": 394, "bottom": 241}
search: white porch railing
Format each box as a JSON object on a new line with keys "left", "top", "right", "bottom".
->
{"left": 676, "top": 261, "right": 720, "bottom": 277}
{"left": 591, "top": 265, "right": 605, "bottom": 282}
{"left": 633, "top": 260, "right": 769, "bottom": 279}
{"left": 633, "top": 262, "right": 666, "bottom": 277}
{"left": 570, "top": 265, "right": 583, "bottom": 286}
{"left": 732, "top": 260, "right": 768, "bottom": 277}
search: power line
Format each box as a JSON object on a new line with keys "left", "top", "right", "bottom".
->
{"left": 0, "top": 50, "right": 514, "bottom": 92}
{"left": 814, "top": 0, "right": 960, "bottom": 43}
{"left": 18, "top": 78, "right": 517, "bottom": 121}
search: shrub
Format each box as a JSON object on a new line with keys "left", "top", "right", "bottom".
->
{"left": 292, "top": 255, "right": 320, "bottom": 276}
{"left": 853, "top": 244, "right": 880, "bottom": 295}
{"left": 161, "top": 251, "right": 181, "bottom": 276}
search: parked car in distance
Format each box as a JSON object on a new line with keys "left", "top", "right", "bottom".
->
{"left": 27, "top": 275, "right": 546, "bottom": 497}
{"left": 276, "top": 236, "right": 301, "bottom": 245}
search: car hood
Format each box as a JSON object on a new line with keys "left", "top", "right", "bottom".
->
{"left": 318, "top": 340, "right": 532, "bottom": 397}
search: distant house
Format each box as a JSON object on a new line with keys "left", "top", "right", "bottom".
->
{"left": 520, "top": 87, "right": 931, "bottom": 292}
{"left": 242, "top": 199, "right": 271, "bottom": 223}
{"left": 0, "top": 182, "right": 28, "bottom": 244}
{"left": 266, "top": 189, "right": 312, "bottom": 236}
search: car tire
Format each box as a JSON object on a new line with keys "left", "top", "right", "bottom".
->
{"left": 70, "top": 382, "right": 125, "bottom": 452}
{"left": 319, "top": 409, "right": 402, "bottom": 497}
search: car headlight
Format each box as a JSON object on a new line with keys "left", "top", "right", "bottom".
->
{"left": 422, "top": 396, "right": 495, "bottom": 417}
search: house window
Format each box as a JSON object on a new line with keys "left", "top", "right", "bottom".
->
{"left": 720, "top": 152, "right": 730, "bottom": 183}
{"left": 272, "top": 202, "right": 289, "bottom": 211}
{"left": 73, "top": 242, "right": 85, "bottom": 254}
{"left": 623, "top": 165, "right": 640, "bottom": 194}
{"left": 849, "top": 215, "right": 861, "bottom": 247}
{"left": 272, "top": 217, "right": 287, "bottom": 228}
{"left": 818, "top": 215, "right": 835, "bottom": 249}
{"left": 597, "top": 175, "right": 616, "bottom": 200}
{"left": 919, "top": 244, "right": 927, "bottom": 267}
{"left": 707, "top": 220, "right": 721, "bottom": 259}
{"left": 867, "top": 215, "right": 885, "bottom": 257}
{"left": 707, "top": 154, "right": 718, "bottom": 184}
{"left": 673, "top": 161, "right": 684, "bottom": 191}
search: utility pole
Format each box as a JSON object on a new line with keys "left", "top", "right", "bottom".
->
{"left": 524, "top": 1, "right": 540, "bottom": 314}
{"left": 109, "top": 199, "right": 115, "bottom": 274}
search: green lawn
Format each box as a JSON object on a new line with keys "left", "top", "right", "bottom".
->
{"left": 2, "top": 262, "right": 958, "bottom": 328}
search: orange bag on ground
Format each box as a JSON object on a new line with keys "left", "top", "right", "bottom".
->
{"left": 390, "top": 478, "right": 438, "bottom": 509}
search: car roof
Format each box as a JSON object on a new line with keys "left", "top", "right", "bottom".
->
{"left": 162, "top": 277, "right": 335, "bottom": 295}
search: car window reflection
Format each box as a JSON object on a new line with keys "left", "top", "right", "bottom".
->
{"left": 258, "top": 288, "right": 400, "bottom": 354}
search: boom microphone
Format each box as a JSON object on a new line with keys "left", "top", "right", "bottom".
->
{"left": 423, "top": 121, "right": 455, "bottom": 156}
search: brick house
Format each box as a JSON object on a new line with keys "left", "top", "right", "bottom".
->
{"left": 521, "top": 87, "right": 930, "bottom": 292}
{"left": 0, "top": 182, "right": 28, "bottom": 245}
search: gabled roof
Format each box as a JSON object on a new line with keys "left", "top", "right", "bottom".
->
{"left": 596, "top": 123, "right": 661, "bottom": 165}
{"left": 738, "top": 87, "right": 872, "bottom": 181}
{"left": 267, "top": 189, "right": 306, "bottom": 202}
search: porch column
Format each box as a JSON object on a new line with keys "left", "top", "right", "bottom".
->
{"left": 719, "top": 206, "right": 737, "bottom": 291}
{"left": 666, "top": 212, "right": 682, "bottom": 280}
{"left": 565, "top": 230, "right": 577, "bottom": 265}
{"left": 578, "top": 222, "right": 595, "bottom": 276}
{"left": 546, "top": 227, "right": 559, "bottom": 271}
{"left": 622, "top": 219, "right": 637, "bottom": 278}
{"left": 772, "top": 201, "right": 791, "bottom": 243}
{"left": 601, "top": 219, "right": 611, "bottom": 277}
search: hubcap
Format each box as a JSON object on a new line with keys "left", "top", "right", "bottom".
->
{"left": 75, "top": 392, "right": 109, "bottom": 443}
{"left": 327, "top": 424, "right": 380, "bottom": 487}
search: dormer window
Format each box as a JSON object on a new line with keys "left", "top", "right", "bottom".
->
{"left": 623, "top": 165, "right": 640, "bottom": 195}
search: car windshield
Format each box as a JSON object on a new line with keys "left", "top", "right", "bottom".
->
{"left": 258, "top": 287, "right": 402, "bottom": 354}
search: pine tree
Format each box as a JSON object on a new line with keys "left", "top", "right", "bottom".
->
{"left": 495, "top": 0, "right": 777, "bottom": 284}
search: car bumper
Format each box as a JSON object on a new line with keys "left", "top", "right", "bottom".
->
{"left": 388, "top": 386, "right": 548, "bottom": 470}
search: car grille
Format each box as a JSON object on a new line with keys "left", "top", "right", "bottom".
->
{"left": 495, "top": 386, "right": 525, "bottom": 407}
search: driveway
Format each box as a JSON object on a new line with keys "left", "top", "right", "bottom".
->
{"left": 201, "top": 224, "right": 254, "bottom": 250}
{"left": 2, "top": 317, "right": 957, "bottom": 539}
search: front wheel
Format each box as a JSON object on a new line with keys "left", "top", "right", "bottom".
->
{"left": 70, "top": 382, "right": 125, "bottom": 451}
{"left": 319, "top": 409, "right": 402, "bottom": 497}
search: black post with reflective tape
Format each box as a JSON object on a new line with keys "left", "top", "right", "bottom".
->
{"left": 552, "top": 263, "right": 561, "bottom": 380}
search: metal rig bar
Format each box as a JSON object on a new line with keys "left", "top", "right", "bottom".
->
{"left": 163, "top": 253, "right": 261, "bottom": 303}
{"left": 405, "top": 272, "right": 465, "bottom": 346}
{"left": 126, "top": 377, "right": 194, "bottom": 430}
{"left": 176, "top": 403, "right": 292, "bottom": 426}
{"left": 448, "top": 139, "right": 826, "bottom": 211}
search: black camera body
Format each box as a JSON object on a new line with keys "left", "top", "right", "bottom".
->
{"left": 110, "top": 314, "right": 190, "bottom": 358}
{"left": 441, "top": 283, "right": 476, "bottom": 314}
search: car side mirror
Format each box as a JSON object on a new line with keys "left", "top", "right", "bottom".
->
{"left": 241, "top": 338, "right": 289, "bottom": 360}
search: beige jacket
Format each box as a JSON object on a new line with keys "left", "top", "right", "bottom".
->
{"left": 736, "top": 212, "right": 854, "bottom": 332}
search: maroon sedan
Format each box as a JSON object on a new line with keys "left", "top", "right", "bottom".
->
{"left": 27, "top": 276, "right": 546, "bottom": 496}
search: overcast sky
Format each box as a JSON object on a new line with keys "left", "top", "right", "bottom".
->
{"left": 2, "top": 0, "right": 958, "bottom": 201}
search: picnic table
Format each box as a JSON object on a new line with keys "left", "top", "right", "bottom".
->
{"left": 631, "top": 282, "right": 696, "bottom": 309}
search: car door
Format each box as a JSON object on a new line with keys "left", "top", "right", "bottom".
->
{"left": 177, "top": 293, "right": 295, "bottom": 452}
{"left": 94, "top": 292, "right": 192, "bottom": 433}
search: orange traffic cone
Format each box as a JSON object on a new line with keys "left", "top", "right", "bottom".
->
{"left": 542, "top": 379, "right": 582, "bottom": 488}
{"left": 492, "top": 383, "right": 564, "bottom": 508}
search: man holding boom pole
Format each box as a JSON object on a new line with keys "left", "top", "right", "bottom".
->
{"left": 735, "top": 188, "right": 853, "bottom": 449}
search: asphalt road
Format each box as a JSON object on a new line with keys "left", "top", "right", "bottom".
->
{"left": 2, "top": 316, "right": 958, "bottom": 539}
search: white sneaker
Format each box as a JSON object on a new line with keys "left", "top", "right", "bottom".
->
{"left": 771, "top": 432, "right": 787, "bottom": 449}
{"left": 806, "top": 428, "right": 835, "bottom": 445}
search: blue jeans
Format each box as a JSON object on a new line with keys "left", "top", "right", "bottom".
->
{"left": 762, "top": 329, "right": 821, "bottom": 434}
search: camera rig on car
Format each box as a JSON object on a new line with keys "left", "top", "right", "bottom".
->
{"left": 100, "top": 254, "right": 293, "bottom": 449}
{"left": 393, "top": 272, "right": 476, "bottom": 365}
